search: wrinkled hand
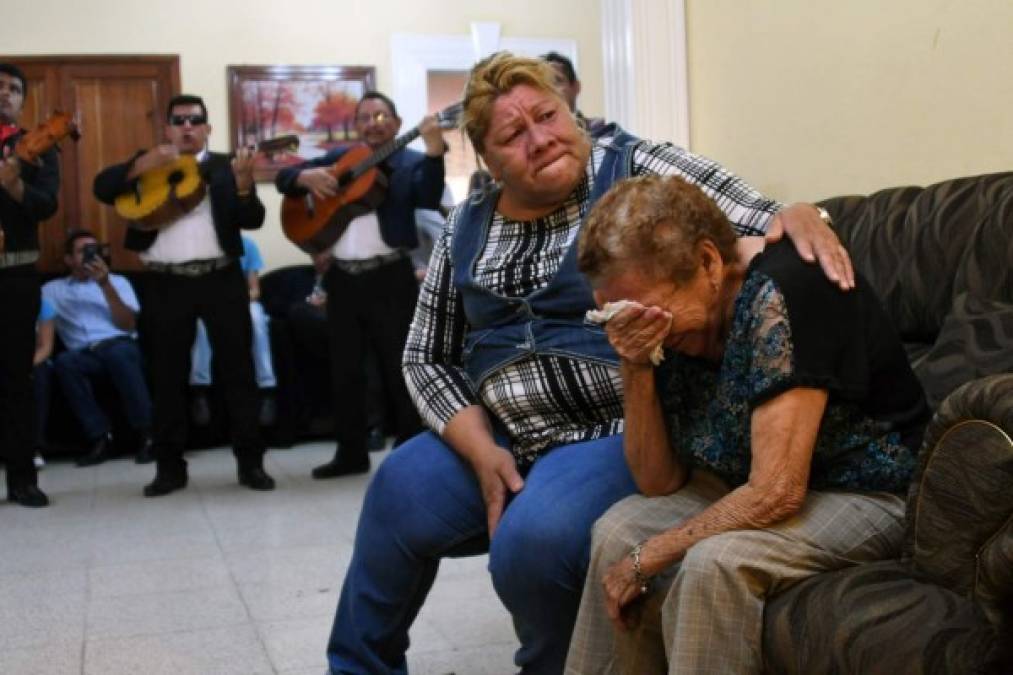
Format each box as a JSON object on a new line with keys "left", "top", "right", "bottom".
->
{"left": 296, "top": 167, "right": 338, "bottom": 201}
{"left": 602, "top": 554, "right": 646, "bottom": 631}
{"left": 603, "top": 302, "right": 671, "bottom": 366}
{"left": 470, "top": 444, "right": 524, "bottom": 538}
{"left": 0, "top": 145, "right": 21, "bottom": 192}
{"left": 231, "top": 145, "right": 255, "bottom": 193}
{"left": 766, "top": 203, "right": 854, "bottom": 290}
{"left": 419, "top": 114, "right": 447, "bottom": 157}
{"left": 133, "top": 144, "right": 180, "bottom": 176}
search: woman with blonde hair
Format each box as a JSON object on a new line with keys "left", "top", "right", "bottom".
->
{"left": 324, "top": 52, "right": 852, "bottom": 674}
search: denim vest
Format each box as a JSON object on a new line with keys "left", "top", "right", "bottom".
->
{"left": 451, "top": 129, "right": 641, "bottom": 388}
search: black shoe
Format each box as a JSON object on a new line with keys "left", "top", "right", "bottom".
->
{"left": 135, "top": 435, "right": 155, "bottom": 464}
{"left": 77, "top": 433, "right": 113, "bottom": 467}
{"left": 258, "top": 393, "right": 277, "bottom": 427}
{"left": 366, "top": 427, "right": 386, "bottom": 451}
{"left": 8, "top": 484, "right": 50, "bottom": 508}
{"left": 311, "top": 453, "right": 370, "bottom": 479}
{"left": 143, "top": 473, "right": 188, "bottom": 497}
{"left": 190, "top": 389, "right": 211, "bottom": 426}
{"left": 238, "top": 466, "right": 276, "bottom": 491}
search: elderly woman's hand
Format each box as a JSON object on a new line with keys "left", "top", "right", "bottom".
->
{"left": 602, "top": 553, "right": 647, "bottom": 631}
{"left": 603, "top": 302, "right": 671, "bottom": 366}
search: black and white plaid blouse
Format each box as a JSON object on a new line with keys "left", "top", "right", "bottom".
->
{"left": 403, "top": 136, "right": 782, "bottom": 466}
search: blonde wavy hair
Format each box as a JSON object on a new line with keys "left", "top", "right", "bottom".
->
{"left": 462, "top": 51, "right": 565, "bottom": 154}
{"left": 578, "top": 175, "right": 739, "bottom": 287}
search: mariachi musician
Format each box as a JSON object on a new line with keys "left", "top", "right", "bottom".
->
{"left": 275, "top": 92, "right": 447, "bottom": 479}
{"left": 93, "top": 93, "right": 274, "bottom": 497}
{"left": 0, "top": 63, "right": 60, "bottom": 508}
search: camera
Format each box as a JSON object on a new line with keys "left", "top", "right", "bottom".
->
{"left": 81, "top": 242, "right": 99, "bottom": 264}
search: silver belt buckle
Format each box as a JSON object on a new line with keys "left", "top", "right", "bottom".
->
{"left": 0, "top": 249, "right": 40, "bottom": 268}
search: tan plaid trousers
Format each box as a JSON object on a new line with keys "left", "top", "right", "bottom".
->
{"left": 564, "top": 470, "right": 906, "bottom": 675}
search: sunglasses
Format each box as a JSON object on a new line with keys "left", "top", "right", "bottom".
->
{"left": 169, "top": 114, "right": 207, "bottom": 127}
{"left": 355, "top": 111, "right": 393, "bottom": 125}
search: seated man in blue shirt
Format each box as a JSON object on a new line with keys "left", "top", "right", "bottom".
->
{"left": 42, "top": 230, "right": 153, "bottom": 466}
{"left": 188, "top": 235, "right": 277, "bottom": 426}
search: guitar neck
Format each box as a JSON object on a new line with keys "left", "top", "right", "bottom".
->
{"left": 351, "top": 128, "right": 421, "bottom": 178}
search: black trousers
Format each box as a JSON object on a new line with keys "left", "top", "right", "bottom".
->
{"left": 324, "top": 256, "right": 422, "bottom": 461}
{"left": 0, "top": 266, "right": 39, "bottom": 489}
{"left": 143, "top": 264, "right": 264, "bottom": 477}
{"left": 288, "top": 301, "right": 388, "bottom": 432}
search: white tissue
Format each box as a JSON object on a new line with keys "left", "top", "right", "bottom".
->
{"left": 585, "top": 300, "right": 665, "bottom": 366}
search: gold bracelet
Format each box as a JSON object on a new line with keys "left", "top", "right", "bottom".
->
{"left": 237, "top": 188, "right": 252, "bottom": 197}
{"left": 630, "top": 540, "right": 651, "bottom": 595}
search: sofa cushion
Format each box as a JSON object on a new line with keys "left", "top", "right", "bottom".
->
{"left": 904, "top": 375, "right": 1013, "bottom": 597}
{"left": 913, "top": 294, "right": 1013, "bottom": 408}
{"left": 762, "top": 560, "right": 1000, "bottom": 675}
{"left": 974, "top": 514, "right": 1013, "bottom": 629}
{"left": 821, "top": 172, "right": 1013, "bottom": 343}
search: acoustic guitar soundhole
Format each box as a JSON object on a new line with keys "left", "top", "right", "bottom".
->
{"left": 168, "top": 169, "right": 185, "bottom": 185}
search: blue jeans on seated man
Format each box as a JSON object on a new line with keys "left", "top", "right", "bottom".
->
{"left": 190, "top": 301, "right": 276, "bottom": 389}
{"left": 53, "top": 337, "right": 152, "bottom": 443}
{"left": 326, "top": 431, "right": 637, "bottom": 675}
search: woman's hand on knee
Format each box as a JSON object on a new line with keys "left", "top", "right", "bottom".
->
{"left": 603, "top": 553, "right": 647, "bottom": 631}
{"left": 469, "top": 444, "right": 524, "bottom": 538}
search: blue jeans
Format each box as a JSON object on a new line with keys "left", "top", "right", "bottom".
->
{"left": 53, "top": 337, "right": 152, "bottom": 441}
{"left": 33, "top": 360, "right": 54, "bottom": 448}
{"left": 190, "top": 301, "right": 276, "bottom": 388}
{"left": 327, "top": 431, "right": 637, "bottom": 674}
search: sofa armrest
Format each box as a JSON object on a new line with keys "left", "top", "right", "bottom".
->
{"left": 905, "top": 374, "right": 1013, "bottom": 603}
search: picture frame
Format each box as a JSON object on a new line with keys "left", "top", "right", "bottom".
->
{"left": 227, "top": 64, "right": 377, "bottom": 182}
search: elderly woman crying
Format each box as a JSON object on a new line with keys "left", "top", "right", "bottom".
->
{"left": 564, "top": 175, "right": 931, "bottom": 675}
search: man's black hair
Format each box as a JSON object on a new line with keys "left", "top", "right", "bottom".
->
{"left": 166, "top": 94, "right": 208, "bottom": 122}
{"left": 0, "top": 63, "right": 27, "bottom": 97}
{"left": 356, "top": 91, "right": 399, "bottom": 120}
{"left": 64, "top": 229, "right": 97, "bottom": 255}
{"left": 542, "top": 52, "right": 577, "bottom": 84}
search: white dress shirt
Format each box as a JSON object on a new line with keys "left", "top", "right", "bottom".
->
{"left": 139, "top": 150, "right": 226, "bottom": 264}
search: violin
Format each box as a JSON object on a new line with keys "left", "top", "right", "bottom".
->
{"left": 0, "top": 111, "right": 80, "bottom": 254}
{"left": 15, "top": 111, "right": 81, "bottom": 164}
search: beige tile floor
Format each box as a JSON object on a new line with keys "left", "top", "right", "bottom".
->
{"left": 0, "top": 442, "right": 519, "bottom": 674}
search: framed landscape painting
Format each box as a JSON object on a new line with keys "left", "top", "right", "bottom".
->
{"left": 227, "top": 64, "right": 376, "bottom": 182}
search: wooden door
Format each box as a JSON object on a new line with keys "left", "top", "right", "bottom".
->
{"left": 2, "top": 56, "right": 179, "bottom": 271}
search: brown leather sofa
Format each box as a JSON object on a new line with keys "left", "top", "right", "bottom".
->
{"left": 763, "top": 173, "right": 1013, "bottom": 674}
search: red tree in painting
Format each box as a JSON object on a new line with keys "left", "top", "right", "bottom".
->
{"left": 312, "top": 84, "right": 358, "bottom": 144}
{"left": 241, "top": 81, "right": 300, "bottom": 143}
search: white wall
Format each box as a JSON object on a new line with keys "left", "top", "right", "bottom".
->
{"left": 685, "top": 0, "right": 1013, "bottom": 203}
{"left": 6, "top": 0, "right": 1010, "bottom": 260}
{"left": 1, "top": 0, "right": 604, "bottom": 269}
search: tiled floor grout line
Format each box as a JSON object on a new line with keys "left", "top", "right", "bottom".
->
{"left": 196, "top": 462, "right": 281, "bottom": 675}
{"left": 2, "top": 443, "right": 518, "bottom": 674}
{"left": 80, "top": 463, "right": 101, "bottom": 675}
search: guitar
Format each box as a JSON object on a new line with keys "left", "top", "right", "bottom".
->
{"left": 0, "top": 111, "right": 81, "bottom": 255}
{"left": 281, "top": 102, "right": 462, "bottom": 254}
{"left": 114, "top": 135, "right": 299, "bottom": 231}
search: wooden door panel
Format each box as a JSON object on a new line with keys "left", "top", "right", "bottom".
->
{"left": 0, "top": 56, "right": 179, "bottom": 272}
{"left": 71, "top": 76, "right": 165, "bottom": 269}
{"left": 12, "top": 64, "right": 67, "bottom": 266}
